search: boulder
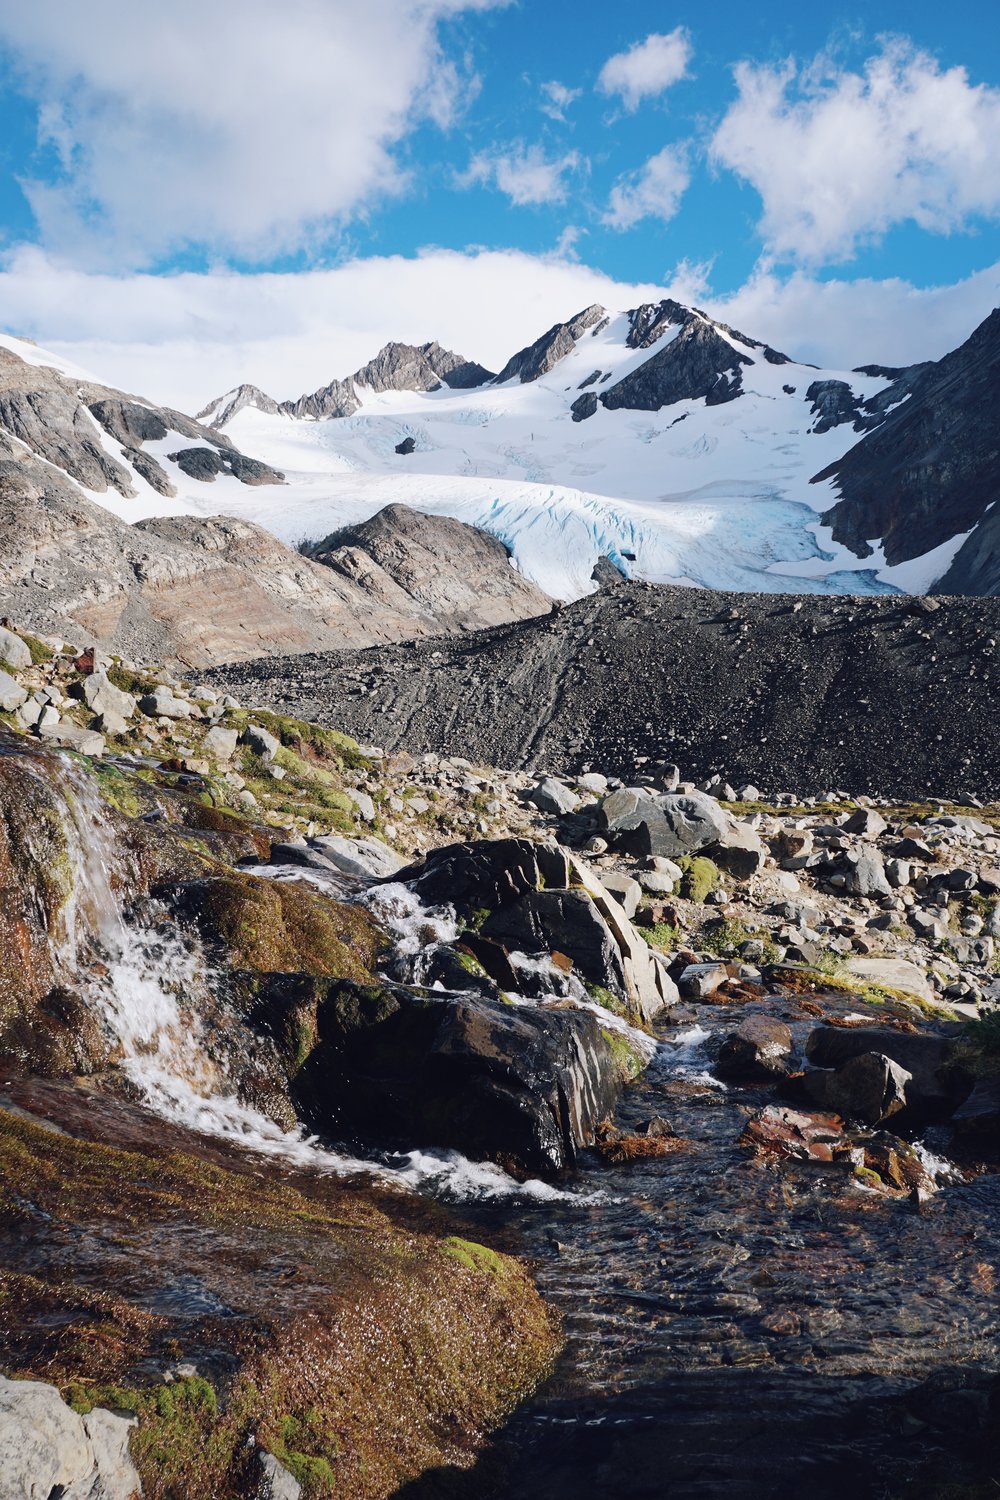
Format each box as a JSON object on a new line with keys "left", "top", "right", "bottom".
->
{"left": 843, "top": 808, "right": 888, "bottom": 838}
{"left": 80, "top": 671, "right": 136, "bottom": 721}
{"left": 0, "top": 1374, "right": 140, "bottom": 1500}
{"left": 739, "top": 1105, "right": 844, "bottom": 1161}
{"left": 951, "top": 1078, "right": 1000, "bottom": 1156}
{"left": 243, "top": 724, "right": 280, "bottom": 760}
{"left": 677, "top": 961, "right": 733, "bottom": 999}
{"left": 311, "top": 835, "right": 406, "bottom": 881}
{"left": 37, "top": 722, "right": 106, "bottom": 756}
{"left": 346, "top": 789, "right": 376, "bottom": 823}
{"left": 0, "top": 626, "right": 31, "bottom": 671}
{"left": 0, "top": 670, "right": 27, "bottom": 713}
{"left": 400, "top": 839, "right": 676, "bottom": 1024}
{"left": 716, "top": 1017, "right": 794, "bottom": 1081}
{"left": 283, "top": 978, "right": 623, "bottom": 1174}
{"left": 528, "top": 777, "right": 579, "bottom": 815}
{"left": 804, "top": 1052, "right": 911, "bottom": 1125}
{"left": 140, "top": 686, "right": 190, "bottom": 719}
{"left": 847, "top": 847, "right": 892, "bottom": 898}
{"left": 712, "top": 820, "right": 766, "bottom": 878}
{"left": 805, "top": 1025, "right": 969, "bottom": 1116}
{"left": 846, "top": 956, "right": 933, "bottom": 1002}
{"left": 599, "top": 872, "right": 641, "bottom": 919}
{"left": 203, "top": 725, "right": 239, "bottom": 761}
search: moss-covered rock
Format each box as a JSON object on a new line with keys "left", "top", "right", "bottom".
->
{"left": 172, "top": 872, "right": 384, "bottom": 980}
{"left": 0, "top": 1089, "right": 559, "bottom": 1500}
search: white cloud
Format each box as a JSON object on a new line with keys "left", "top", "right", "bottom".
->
{"left": 540, "top": 81, "right": 582, "bottom": 122}
{"left": 1, "top": 244, "right": 997, "bottom": 415}
{"left": 0, "top": 0, "right": 510, "bottom": 268}
{"left": 461, "top": 144, "right": 582, "bottom": 205}
{"left": 603, "top": 146, "right": 690, "bottom": 230}
{"left": 597, "top": 30, "right": 692, "bottom": 112}
{"left": 711, "top": 40, "right": 1000, "bottom": 263}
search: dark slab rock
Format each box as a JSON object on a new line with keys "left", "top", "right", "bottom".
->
{"left": 571, "top": 392, "right": 598, "bottom": 422}
{"left": 400, "top": 838, "right": 570, "bottom": 921}
{"left": 253, "top": 976, "right": 622, "bottom": 1174}
{"left": 951, "top": 1077, "right": 1000, "bottom": 1158}
{"left": 481, "top": 889, "right": 630, "bottom": 999}
{"left": 805, "top": 1026, "right": 972, "bottom": 1116}
{"left": 600, "top": 317, "right": 751, "bottom": 414}
{"left": 803, "top": 1052, "right": 911, "bottom": 1126}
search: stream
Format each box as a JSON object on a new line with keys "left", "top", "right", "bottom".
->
{"left": 39, "top": 763, "right": 1000, "bottom": 1499}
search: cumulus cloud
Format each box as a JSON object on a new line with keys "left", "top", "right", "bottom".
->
{"left": 3, "top": 244, "right": 997, "bottom": 416}
{"left": 603, "top": 146, "right": 690, "bottom": 230}
{"left": 711, "top": 40, "right": 1000, "bottom": 263}
{"left": 597, "top": 30, "right": 692, "bottom": 112}
{"left": 540, "top": 81, "right": 582, "bottom": 122}
{"left": 461, "top": 144, "right": 583, "bottom": 205}
{"left": 0, "top": 0, "right": 510, "bottom": 267}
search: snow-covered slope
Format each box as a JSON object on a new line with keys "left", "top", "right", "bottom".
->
{"left": 192, "top": 301, "right": 963, "bottom": 598}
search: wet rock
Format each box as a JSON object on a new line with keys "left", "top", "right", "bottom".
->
{"left": 739, "top": 1105, "right": 844, "bottom": 1161}
{"left": 804, "top": 1052, "right": 911, "bottom": 1125}
{"left": 288, "top": 978, "right": 623, "bottom": 1173}
{"left": 806, "top": 1026, "right": 969, "bottom": 1116}
{"left": 0, "top": 1374, "right": 140, "bottom": 1500}
{"left": 951, "top": 1077, "right": 1000, "bottom": 1156}
{"left": 678, "top": 962, "right": 734, "bottom": 999}
{"left": 716, "top": 1017, "right": 794, "bottom": 1081}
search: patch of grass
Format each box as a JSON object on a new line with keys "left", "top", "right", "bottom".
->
{"left": 640, "top": 922, "right": 681, "bottom": 950}
{"left": 15, "top": 632, "right": 54, "bottom": 665}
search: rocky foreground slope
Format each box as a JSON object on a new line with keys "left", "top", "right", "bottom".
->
{"left": 201, "top": 578, "right": 1000, "bottom": 801}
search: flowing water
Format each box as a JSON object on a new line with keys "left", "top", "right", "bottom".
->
{"left": 28, "top": 758, "right": 1000, "bottom": 1496}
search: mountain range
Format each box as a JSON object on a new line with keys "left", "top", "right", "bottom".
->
{"left": 0, "top": 294, "right": 998, "bottom": 665}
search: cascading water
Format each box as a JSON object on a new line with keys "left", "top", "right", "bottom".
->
{"left": 46, "top": 761, "right": 378, "bottom": 1174}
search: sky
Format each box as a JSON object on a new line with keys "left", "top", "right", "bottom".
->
{"left": 0, "top": 0, "right": 998, "bottom": 408}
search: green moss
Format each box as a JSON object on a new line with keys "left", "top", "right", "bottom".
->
{"left": 639, "top": 921, "right": 681, "bottom": 950}
{"left": 600, "top": 1027, "right": 646, "bottom": 1082}
{"left": 853, "top": 1165, "right": 883, "bottom": 1188}
{"left": 454, "top": 949, "right": 489, "bottom": 978}
{"left": 678, "top": 856, "right": 720, "bottom": 903}
{"left": 106, "top": 665, "right": 160, "bottom": 697}
{"left": 441, "top": 1237, "right": 509, "bottom": 1276}
{"left": 93, "top": 763, "right": 146, "bottom": 818}
{"left": 189, "top": 873, "right": 383, "bottom": 980}
{"left": 585, "top": 982, "right": 627, "bottom": 1017}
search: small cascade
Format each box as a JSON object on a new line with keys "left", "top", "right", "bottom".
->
{"left": 42, "top": 761, "right": 377, "bottom": 1174}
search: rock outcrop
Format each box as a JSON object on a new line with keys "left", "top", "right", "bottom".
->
{"left": 816, "top": 307, "right": 1000, "bottom": 575}
{"left": 597, "top": 313, "right": 752, "bottom": 415}
{"left": 493, "top": 305, "right": 607, "bottom": 385}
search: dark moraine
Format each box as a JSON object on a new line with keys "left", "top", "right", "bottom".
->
{"left": 200, "top": 581, "right": 1000, "bottom": 800}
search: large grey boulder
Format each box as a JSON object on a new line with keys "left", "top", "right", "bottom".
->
{"left": 528, "top": 777, "right": 579, "bottom": 816}
{"left": 203, "top": 725, "right": 239, "bottom": 761}
{"left": 38, "top": 722, "right": 106, "bottom": 756}
{"left": 846, "top": 846, "right": 892, "bottom": 898}
{"left": 311, "top": 835, "right": 406, "bottom": 881}
{"left": 139, "top": 686, "right": 190, "bottom": 720}
{"left": 81, "top": 671, "right": 136, "bottom": 722}
{"left": 0, "top": 625, "right": 31, "bottom": 671}
{"left": 243, "top": 724, "right": 280, "bottom": 761}
{"left": 0, "top": 669, "right": 27, "bottom": 712}
{"left": 0, "top": 1374, "right": 141, "bottom": 1499}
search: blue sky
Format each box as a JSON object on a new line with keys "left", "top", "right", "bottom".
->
{"left": 0, "top": 0, "right": 998, "bottom": 406}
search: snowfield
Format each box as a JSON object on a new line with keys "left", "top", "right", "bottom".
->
{"left": 4, "top": 311, "right": 954, "bottom": 599}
